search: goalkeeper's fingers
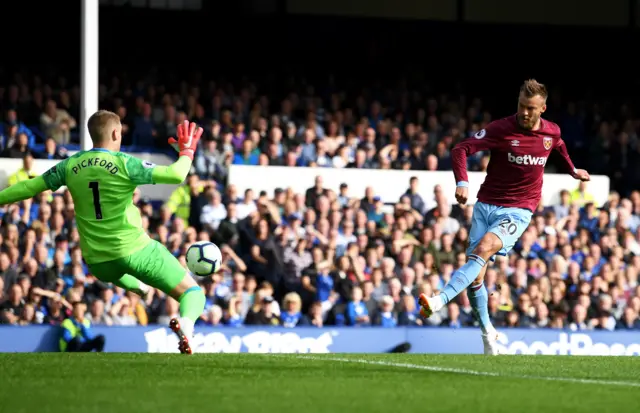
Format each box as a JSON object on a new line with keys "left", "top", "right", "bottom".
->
{"left": 167, "top": 137, "right": 180, "bottom": 152}
{"left": 194, "top": 126, "right": 204, "bottom": 140}
{"left": 188, "top": 122, "right": 196, "bottom": 139}
{"left": 177, "top": 121, "right": 187, "bottom": 140}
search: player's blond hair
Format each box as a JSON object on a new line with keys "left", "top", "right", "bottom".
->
{"left": 520, "top": 79, "right": 548, "bottom": 101}
{"left": 87, "top": 110, "right": 121, "bottom": 144}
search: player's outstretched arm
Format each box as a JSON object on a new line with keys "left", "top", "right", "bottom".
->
{"left": 152, "top": 156, "right": 194, "bottom": 185}
{"left": 0, "top": 176, "right": 48, "bottom": 206}
{"left": 554, "top": 139, "right": 590, "bottom": 181}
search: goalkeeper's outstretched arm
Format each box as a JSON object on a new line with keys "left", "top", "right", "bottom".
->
{"left": 151, "top": 156, "right": 193, "bottom": 185}
{"left": 0, "top": 176, "right": 48, "bottom": 206}
{"left": 0, "top": 155, "right": 193, "bottom": 206}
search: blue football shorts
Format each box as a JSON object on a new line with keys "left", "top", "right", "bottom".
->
{"left": 466, "top": 201, "right": 533, "bottom": 261}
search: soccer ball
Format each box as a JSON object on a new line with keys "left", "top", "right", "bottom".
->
{"left": 186, "top": 241, "right": 222, "bottom": 276}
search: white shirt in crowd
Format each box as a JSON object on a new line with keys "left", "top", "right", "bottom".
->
{"left": 236, "top": 200, "right": 257, "bottom": 220}
{"left": 200, "top": 203, "right": 227, "bottom": 230}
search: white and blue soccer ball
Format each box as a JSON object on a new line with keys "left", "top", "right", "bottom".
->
{"left": 186, "top": 241, "right": 222, "bottom": 276}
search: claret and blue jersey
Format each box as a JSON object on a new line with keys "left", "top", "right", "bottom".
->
{"left": 452, "top": 114, "right": 576, "bottom": 213}
{"left": 451, "top": 115, "right": 578, "bottom": 259}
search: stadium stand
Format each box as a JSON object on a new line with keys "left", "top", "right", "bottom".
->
{"left": 1, "top": 6, "right": 640, "bottom": 333}
{"left": 2, "top": 68, "right": 639, "bottom": 332}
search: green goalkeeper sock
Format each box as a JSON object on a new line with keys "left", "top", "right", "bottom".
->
{"left": 178, "top": 286, "right": 206, "bottom": 324}
{"left": 114, "top": 274, "right": 144, "bottom": 295}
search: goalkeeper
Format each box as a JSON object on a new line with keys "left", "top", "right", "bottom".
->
{"left": 0, "top": 111, "right": 205, "bottom": 355}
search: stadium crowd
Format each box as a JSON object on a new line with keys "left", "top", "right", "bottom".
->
{"left": 1, "top": 74, "right": 640, "bottom": 332}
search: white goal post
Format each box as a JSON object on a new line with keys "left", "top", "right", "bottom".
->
{"left": 80, "top": 0, "right": 99, "bottom": 151}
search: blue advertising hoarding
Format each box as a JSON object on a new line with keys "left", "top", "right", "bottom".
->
{"left": 1, "top": 326, "right": 639, "bottom": 355}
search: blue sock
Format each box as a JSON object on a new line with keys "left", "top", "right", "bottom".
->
{"left": 467, "top": 283, "right": 493, "bottom": 334}
{"left": 441, "top": 255, "right": 486, "bottom": 304}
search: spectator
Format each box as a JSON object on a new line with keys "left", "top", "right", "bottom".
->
{"left": 571, "top": 181, "right": 595, "bottom": 206}
{"left": 7, "top": 153, "right": 37, "bottom": 187}
{"left": 59, "top": 301, "right": 105, "bottom": 352}
{"left": 403, "top": 176, "right": 426, "bottom": 214}
{"left": 164, "top": 174, "right": 204, "bottom": 223}
{"left": 195, "top": 137, "right": 225, "bottom": 181}
{"left": 1, "top": 70, "right": 640, "bottom": 336}
{"left": 346, "top": 285, "right": 369, "bottom": 326}
{"left": 373, "top": 295, "right": 398, "bottom": 327}
{"left": 132, "top": 103, "right": 157, "bottom": 146}
{"left": 0, "top": 124, "right": 18, "bottom": 152}
{"left": 236, "top": 189, "right": 257, "bottom": 220}
{"left": 40, "top": 99, "right": 76, "bottom": 145}
{"left": 245, "top": 295, "right": 279, "bottom": 326}
{"left": 39, "top": 137, "right": 68, "bottom": 160}
{"left": 200, "top": 189, "right": 227, "bottom": 232}
{"left": 2, "top": 109, "right": 35, "bottom": 148}
{"left": 86, "top": 298, "right": 113, "bottom": 326}
{"left": 1, "top": 132, "right": 31, "bottom": 159}
{"left": 280, "top": 292, "right": 304, "bottom": 327}
{"left": 233, "top": 139, "right": 259, "bottom": 165}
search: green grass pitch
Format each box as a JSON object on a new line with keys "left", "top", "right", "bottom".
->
{"left": 1, "top": 353, "right": 639, "bottom": 413}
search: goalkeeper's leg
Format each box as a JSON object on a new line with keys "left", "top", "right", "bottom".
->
{"left": 113, "top": 274, "right": 150, "bottom": 299}
{"left": 89, "top": 240, "right": 205, "bottom": 354}
{"left": 114, "top": 272, "right": 203, "bottom": 353}
{"left": 124, "top": 240, "right": 205, "bottom": 354}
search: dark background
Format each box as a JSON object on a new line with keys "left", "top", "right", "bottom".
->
{"left": 0, "top": 0, "right": 638, "bottom": 120}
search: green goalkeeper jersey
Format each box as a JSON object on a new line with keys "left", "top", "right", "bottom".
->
{"left": 42, "top": 148, "right": 184, "bottom": 264}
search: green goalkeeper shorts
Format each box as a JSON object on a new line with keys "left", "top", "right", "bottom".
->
{"left": 88, "top": 240, "right": 187, "bottom": 293}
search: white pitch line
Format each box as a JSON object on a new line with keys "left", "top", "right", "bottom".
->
{"left": 294, "top": 355, "right": 640, "bottom": 388}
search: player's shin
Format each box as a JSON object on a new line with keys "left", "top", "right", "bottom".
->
{"left": 467, "top": 283, "right": 494, "bottom": 334}
{"left": 177, "top": 285, "right": 205, "bottom": 337}
{"left": 440, "top": 254, "right": 487, "bottom": 304}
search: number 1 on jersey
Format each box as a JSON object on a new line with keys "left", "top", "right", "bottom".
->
{"left": 89, "top": 181, "right": 103, "bottom": 220}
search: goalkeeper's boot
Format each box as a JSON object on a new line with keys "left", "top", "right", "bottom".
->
{"left": 169, "top": 318, "right": 193, "bottom": 355}
{"left": 482, "top": 329, "right": 500, "bottom": 356}
{"left": 418, "top": 293, "right": 444, "bottom": 318}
